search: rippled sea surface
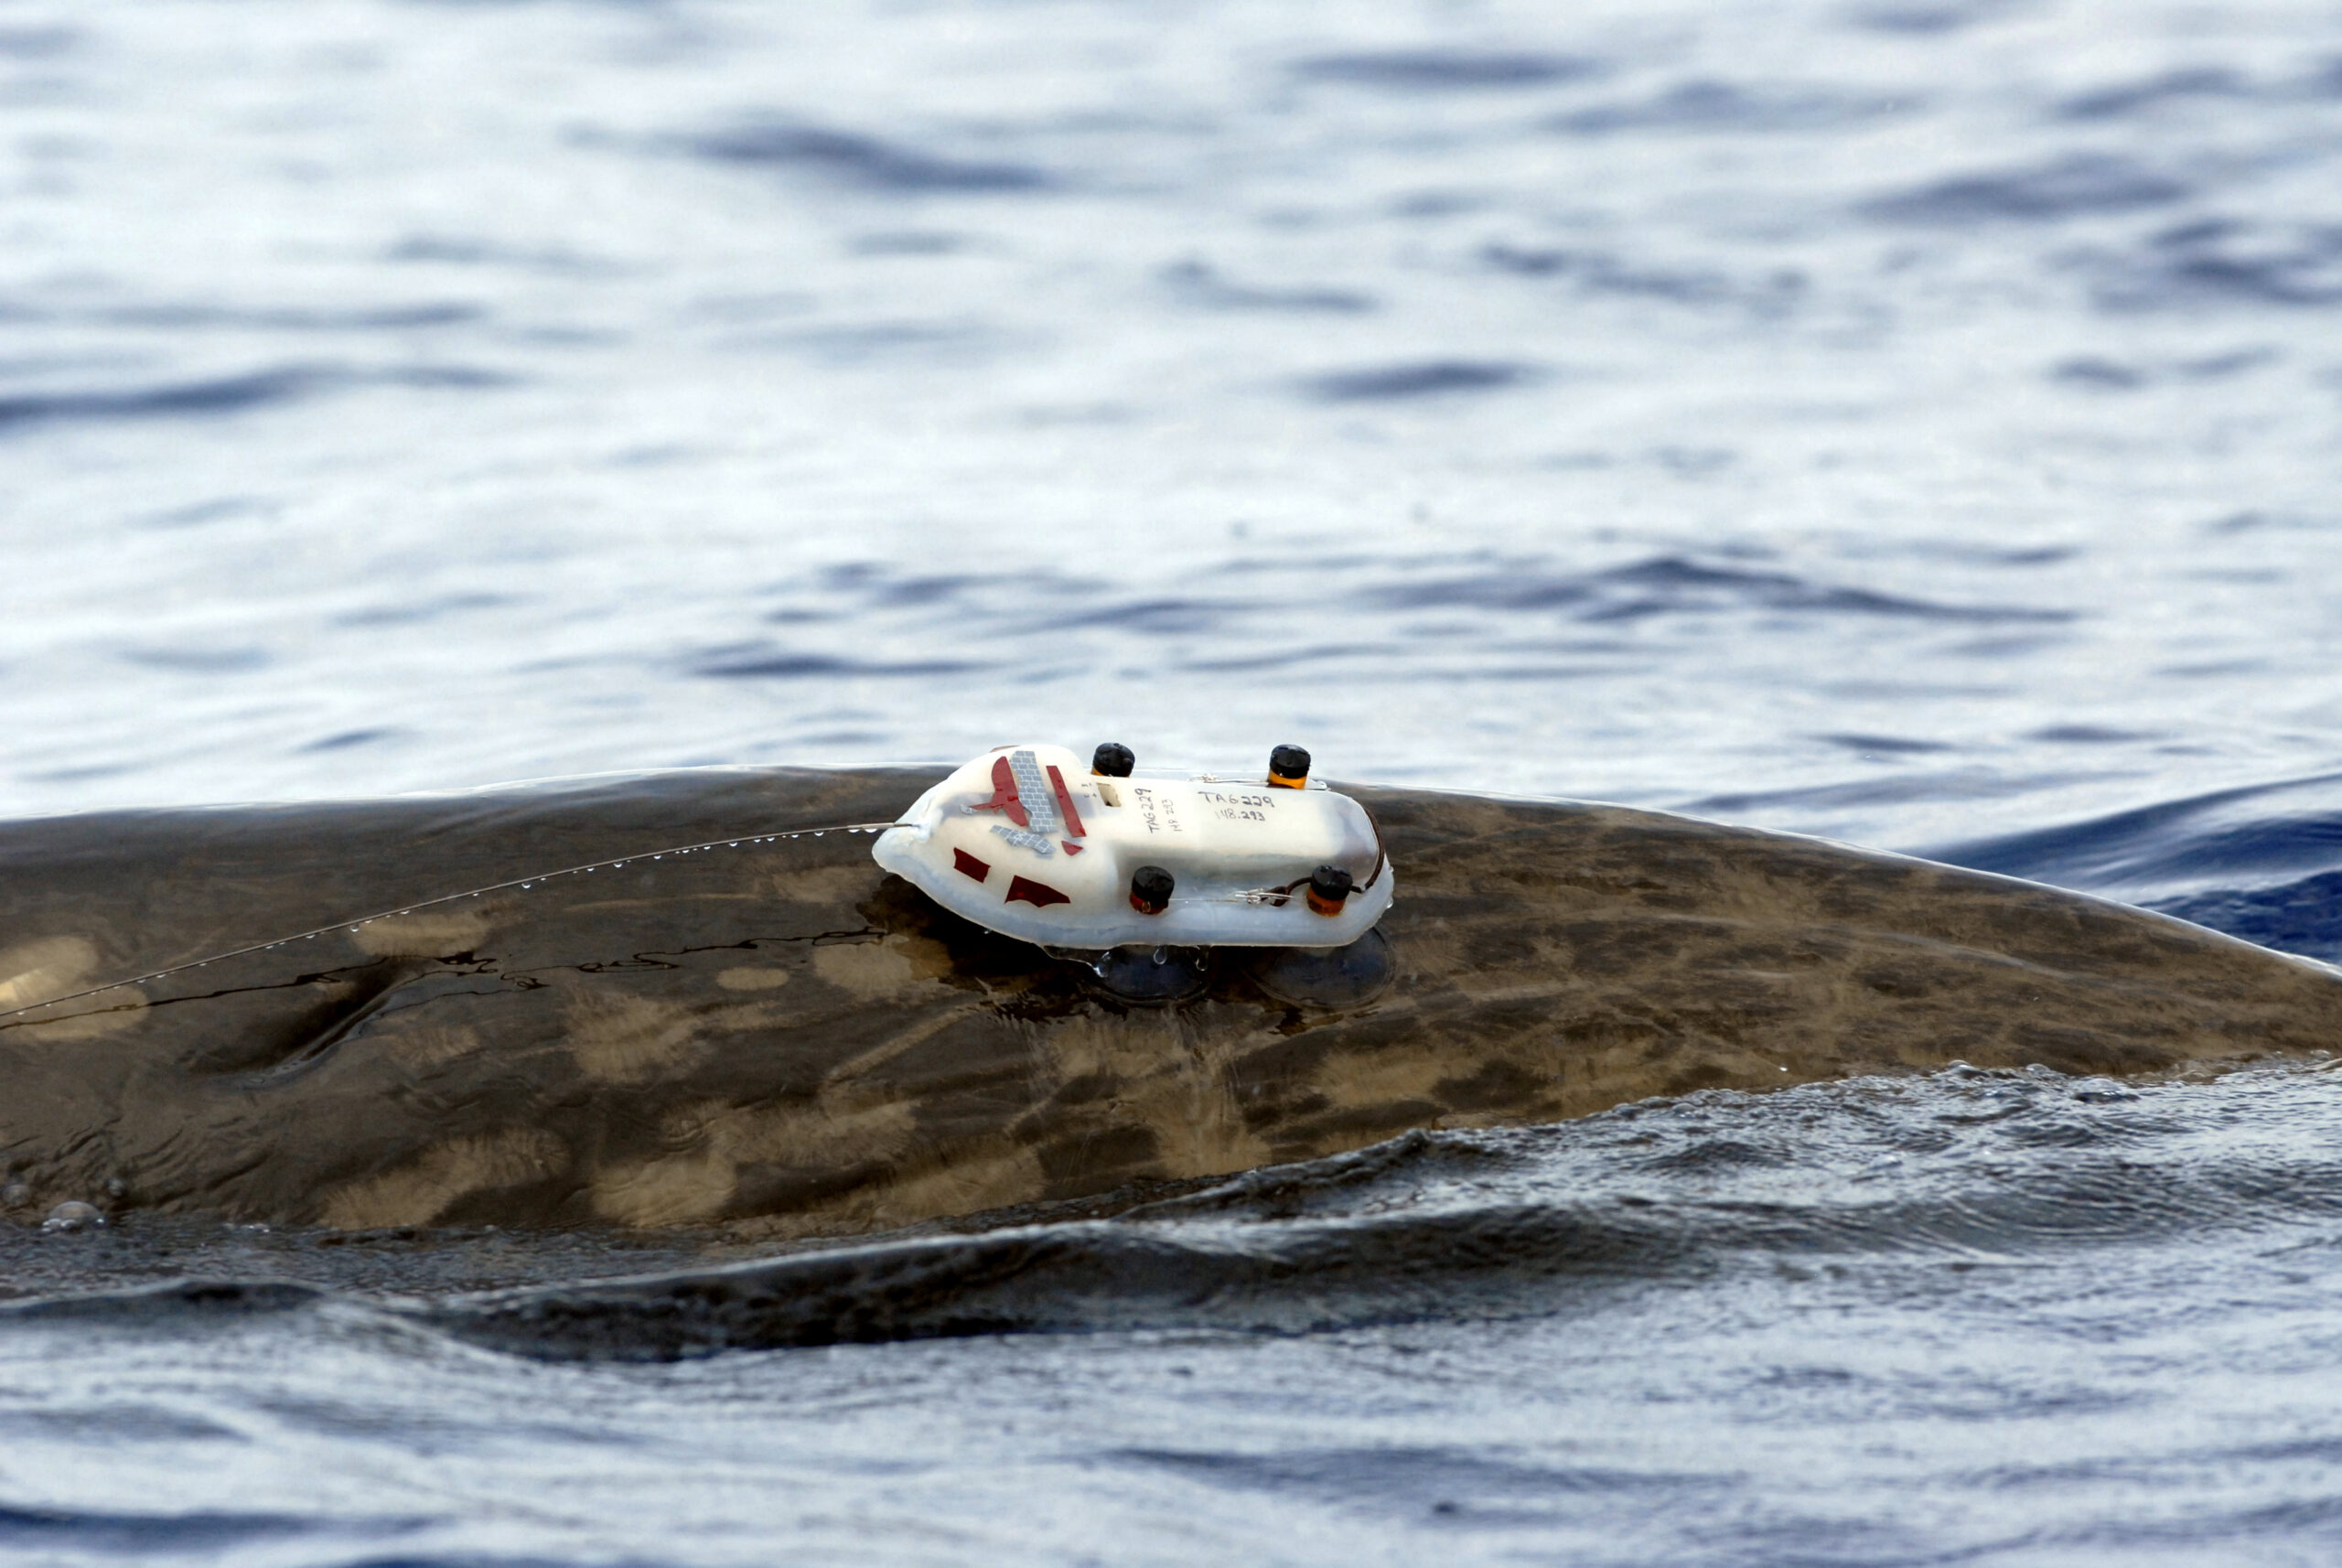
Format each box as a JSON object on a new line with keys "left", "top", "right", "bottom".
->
{"left": 8, "top": 0, "right": 2342, "bottom": 1562}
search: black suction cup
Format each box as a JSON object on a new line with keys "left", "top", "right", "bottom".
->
{"left": 1128, "top": 864, "right": 1175, "bottom": 915}
{"left": 1247, "top": 927, "right": 1394, "bottom": 1009}
{"left": 1087, "top": 944, "right": 1210, "bottom": 1004}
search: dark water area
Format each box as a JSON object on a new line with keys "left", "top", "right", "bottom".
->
{"left": 1930, "top": 769, "right": 2342, "bottom": 962}
{"left": 7, "top": 0, "right": 2342, "bottom": 1561}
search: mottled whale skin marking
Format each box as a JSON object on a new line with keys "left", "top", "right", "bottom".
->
{"left": 0, "top": 936, "right": 146, "bottom": 1042}
{"left": 0, "top": 765, "right": 2337, "bottom": 1236}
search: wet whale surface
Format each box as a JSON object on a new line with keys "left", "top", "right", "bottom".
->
{"left": 3, "top": 767, "right": 2336, "bottom": 1242}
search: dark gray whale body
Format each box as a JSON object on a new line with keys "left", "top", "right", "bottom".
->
{"left": 1, "top": 767, "right": 2335, "bottom": 1236}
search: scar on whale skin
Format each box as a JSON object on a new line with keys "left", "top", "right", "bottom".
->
{"left": 562, "top": 993, "right": 709, "bottom": 1085}
{"left": 1040, "top": 1011, "right": 1272, "bottom": 1179}
{"left": 320, "top": 1127, "right": 572, "bottom": 1230}
{"left": 811, "top": 934, "right": 955, "bottom": 999}
{"left": 591, "top": 1097, "right": 919, "bottom": 1228}
{"left": 715, "top": 967, "right": 792, "bottom": 992}
{"left": 0, "top": 937, "right": 147, "bottom": 1042}
{"left": 350, "top": 908, "right": 494, "bottom": 960}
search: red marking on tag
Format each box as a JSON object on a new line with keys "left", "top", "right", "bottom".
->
{"left": 953, "top": 848, "right": 991, "bottom": 882}
{"left": 1061, "top": 841, "right": 1082, "bottom": 855}
{"left": 972, "top": 755, "right": 1026, "bottom": 827}
{"left": 1005, "top": 875, "right": 1070, "bottom": 908}
{"left": 1047, "top": 764, "right": 1085, "bottom": 837}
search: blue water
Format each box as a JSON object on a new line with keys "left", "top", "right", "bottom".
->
{"left": 8, "top": 0, "right": 2342, "bottom": 1561}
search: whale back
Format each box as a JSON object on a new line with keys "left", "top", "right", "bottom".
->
{"left": 1, "top": 767, "right": 2335, "bottom": 1234}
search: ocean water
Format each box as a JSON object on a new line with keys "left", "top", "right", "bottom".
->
{"left": 6, "top": 0, "right": 2342, "bottom": 1561}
